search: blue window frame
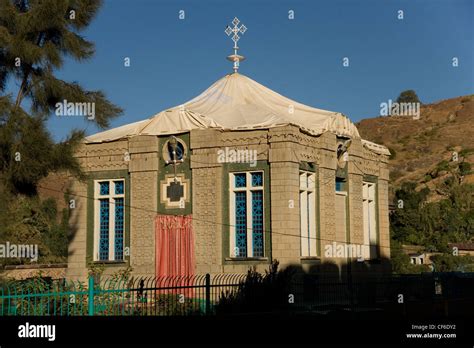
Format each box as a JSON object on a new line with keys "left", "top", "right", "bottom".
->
{"left": 95, "top": 180, "right": 125, "bottom": 261}
{"left": 99, "top": 199, "right": 109, "bottom": 260}
{"left": 251, "top": 172, "right": 263, "bottom": 187}
{"left": 235, "top": 173, "right": 246, "bottom": 188}
{"left": 114, "top": 198, "right": 124, "bottom": 260}
{"left": 99, "top": 182, "right": 109, "bottom": 195}
{"left": 231, "top": 171, "right": 264, "bottom": 258}
{"left": 251, "top": 191, "right": 264, "bottom": 257}
{"left": 114, "top": 181, "right": 124, "bottom": 195}
{"left": 235, "top": 191, "right": 247, "bottom": 257}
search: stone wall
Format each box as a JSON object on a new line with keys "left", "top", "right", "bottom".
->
{"left": 67, "top": 140, "right": 133, "bottom": 281}
{"left": 318, "top": 132, "right": 338, "bottom": 264}
{"left": 67, "top": 125, "right": 391, "bottom": 280}
{"left": 2, "top": 265, "right": 66, "bottom": 280}
{"left": 129, "top": 136, "right": 158, "bottom": 277}
{"left": 192, "top": 166, "right": 223, "bottom": 274}
{"left": 66, "top": 176, "right": 89, "bottom": 280}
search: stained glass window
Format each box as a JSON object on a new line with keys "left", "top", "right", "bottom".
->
{"left": 231, "top": 171, "right": 264, "bottom": 258}
{"left": 99, "top": 199, "right": 109, "bottom": 260}
{"left": 251, "top": 172, "right": 263, "bottom": 187}
{"left": 96, "top": 179, "right": 126, "bottom": 261}
{"left": 114, "top": 198, "right": 124, "bottom": 260}
{"left": 235, "top": 191, "right": 247, "bottom": 257}
{"left": 99, "top": 182, "right": 109, "bottom": 195}
{"left": 252, "top": 191, "right": 264, "bottom": 257}
{"left": 234, "top": 173, "right": 246, "bottom": 188}
{"left": 114, "top": 181, "right": 124, "bottom": 195}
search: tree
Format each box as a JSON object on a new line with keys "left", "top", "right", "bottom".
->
{"left": 390, "top": 241, "right": 429, "bottom": 274}
{"left": 430, "top": 254, "right": 474, "bottom": 272}
{"left": 0, "top": 0, "right": 122, "bottom": 194}
{"left": 0, "top": 0, "right": 122, "bottom": 264}
{"left": 395, "top": 90, "right": 422, "bottom": 104}
{"left": 390, "top": 181, "right": 474, "bottom": 252}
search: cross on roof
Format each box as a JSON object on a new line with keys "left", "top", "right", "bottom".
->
{"left": 225, "top": 17, "right": 247, "bottom": 48}
{"left": 225, "top": 17, "right": 247, "bottom": 73}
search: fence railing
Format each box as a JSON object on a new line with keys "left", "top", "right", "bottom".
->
{"left": 1, "top": 272, "right": 473, "bottom": 316}
{"left": 0, "top": 273, "right": 247, "bottom": 316}
{"left": 289, "top": 273, "right": 474, "bottom": 315}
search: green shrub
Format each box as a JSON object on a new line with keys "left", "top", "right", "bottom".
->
{"left": 437, "top": 160, "right": 450, "bottom": 172}
{"left": 459, "top": 148, "right": 474, "bottom": 157}
{"left": 430, "top": 254, "right": 474, "bottom": 272}
{"left": 459, "top": 162, "right": 471, "bottom": 176}
{"left": 390, "top": 241, "right": 429, "bottom": 274}
{"left": 2, "top": 277, "right": 88, "bottom": 316}
{"left": 387, "top": 147, "right": 396, "bottom": 160}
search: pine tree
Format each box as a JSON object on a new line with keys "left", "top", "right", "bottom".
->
{"left": 0, "top": 0, "right": 122, "bottom": 194}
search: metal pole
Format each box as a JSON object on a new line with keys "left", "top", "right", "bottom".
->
{"left": 205, "top": 273, "right": 211, "bottom": 315}
{"left": 348, "top": 259, "right": 355, "bottom": 312}
{"left": 88, "top": 276, "right": 94, "bottom": 316}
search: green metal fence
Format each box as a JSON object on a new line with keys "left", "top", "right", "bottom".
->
{"left": 1, "top": 272, "right": 473, "bottom": 316}
{"left": 0, "top": 277, "right": 89, "bottom": 316}
{"left": 0, "top": 274, "right": 247, "bottom": 316}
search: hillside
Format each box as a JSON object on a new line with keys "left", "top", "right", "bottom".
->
{"left": 356, "top": 95, "right": 474, "bottom": 201}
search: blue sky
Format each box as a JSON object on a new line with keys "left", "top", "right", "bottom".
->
{"left": 6, "top": 0, "right": 474, "bottom": 141}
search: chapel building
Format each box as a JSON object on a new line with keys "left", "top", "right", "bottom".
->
{"left": 66, "top": 70, "right": 391, "bottom": 281}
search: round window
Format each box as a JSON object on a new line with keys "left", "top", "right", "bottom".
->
{"left": 162, "top": 137, "right": 187, "bottom": 164}
{"left": 168, "top": 140, "right": 185, "bottom": 161}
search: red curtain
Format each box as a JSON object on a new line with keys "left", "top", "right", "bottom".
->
{"left": 155, "top": 214, "right": 195, "bottom": 278}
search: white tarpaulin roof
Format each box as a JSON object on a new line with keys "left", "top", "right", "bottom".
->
{"left": 86, "top": 73, "right": 390, "bottom": 154}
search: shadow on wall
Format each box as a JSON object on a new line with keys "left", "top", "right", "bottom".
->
{"left": 66, "top": 185, "right": 81, "bottom": 260}
{"left": 214, "top": 258, "right": 474, "bottom": 319}
{"left": 302, "top": 256, "right": 393, "bottom": 281}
